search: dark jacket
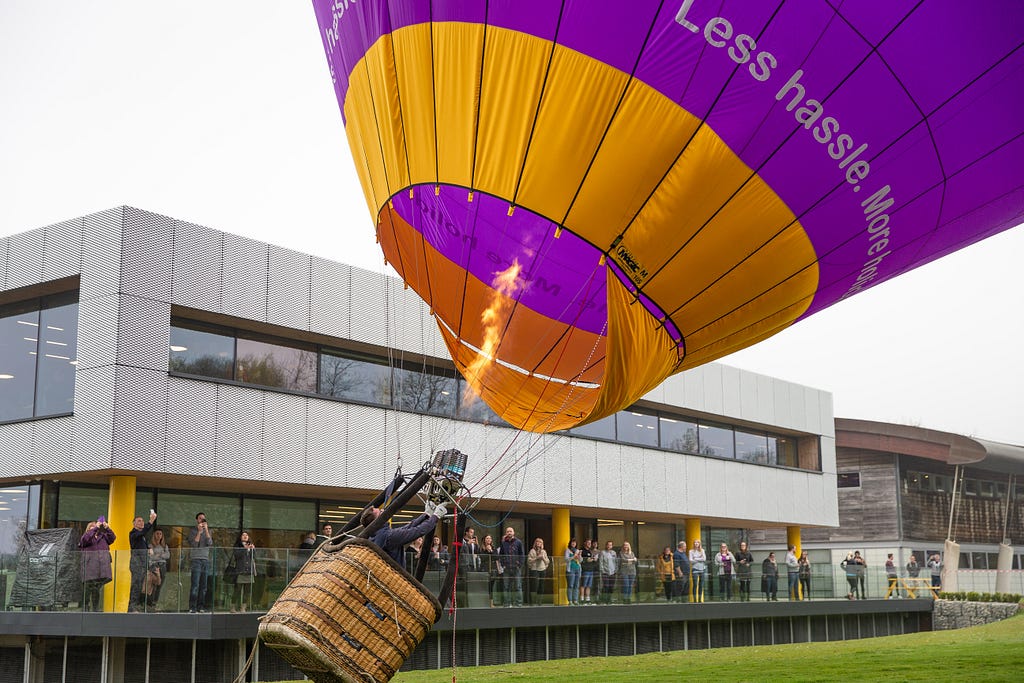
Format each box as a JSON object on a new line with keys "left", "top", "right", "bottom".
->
{"left": 79, "top": 525, "right": 116, "bottom": 584}
{"left": 129, "top": 521, "right": 154, "bottom": 567}
{"left": 498, "top": 537, "right": 525, "bottom": 570}
{"left": 735, "top": 550, "right": 754, "bottom": 578}
{"left": 371, "top": 513, "right": 438, "bottom": 565}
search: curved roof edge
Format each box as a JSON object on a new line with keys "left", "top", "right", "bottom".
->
{"left": 835, "top": 418, "right": 1024, "bottom": 475}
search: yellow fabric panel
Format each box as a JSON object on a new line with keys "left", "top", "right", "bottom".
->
{"left": 439, "top": 323, "right": 599, "bottom": 433}
{"left": 679, "top": 291, "right": 814, "bottom": 369}
{"left": 391, "top": 25, "right": 437, "bottom": 187}
{"left": 378, "top": 203, "right": 606, "bottom": 384}
{"left": 363, "top": 33, "right": 409, "bottom": 197}
{"left": 516, "top": 45, "right": 629, "bottom": 222}
{"left": 584, "top": 275, "right": 680, "bottom": 425}
{"left": 565, "top": 80, "right": 703, "bottom": 251}
{"left": 343, "top": 68, "right": 390, "bottom": 213}
{"left": 474, "top": 27, "right": 550, "bottom": 199}
{"left": 433, "top": 22, "right": 483, "bottom": 189}
{"left": 612, "top": 128, "right": 757, "bottom": 283}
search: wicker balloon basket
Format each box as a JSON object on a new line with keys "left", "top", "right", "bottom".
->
{"left": 258, "top": 538, "right": 442, "bottom": 683}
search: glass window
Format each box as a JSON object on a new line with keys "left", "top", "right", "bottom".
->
{"left": 243, "top": 497, "right": 316, "bottom": 550}
{"left": 735, "top": 430, "right": 769, "bottom": 464}
{"left": 236, "top": 337, "right": 316, "bottom": 392}
{"left": 569, "top": 413, "right": 616, "bottom": 440}
{"left": 933, "top": 475, "right": 951, "bottom": 493}
{"left": 970, "top": 552, "right": 987, "bottom": 570}
{"left": 0, "top": 302, "right": 38, "bottom": 422}
{"left": 838, "top": 472, "right": 861, "bottom": 488}
{"left": 155, "top": 491, "right": 240, "bottom": 551}
{"left": 778, "top": 437, "right": 800, "bottom": 468}
{"left": 455, "top": 381, "right": 506, "bottom": 425}
{"left": 616, "top": 411, "right": 658, "bottom": 448}
{"left": 963, "top": 479, "right": 978, "bottom": 496}
{"left": 660, "top": 416, "right": 698, "bottom": 453}
{"left": 393, "top": 366, "right": 458, "bottom": 417}
{"left": 320, "top": 350, "right": 392, "bottom": 405}
{"left": 169, "top": 324, "right": 235, "bottom": 379}
{"left": 978, "top": 480, "right": 995, "bottom": 498}
{"left": 0, "top": 485, "right": 32, "bottom": 557}
{"left": 698, "top": 422, "right": 735, "bottom": 459}
{"left": 34, "top": 301, "right": 78, "bottom": 417}
{"left": 55, "top": 484, "right": 108, "bottom": 527}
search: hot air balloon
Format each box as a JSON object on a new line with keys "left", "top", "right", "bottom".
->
{"left": 311, "top": 0, "right": 1024, "bottom": 434}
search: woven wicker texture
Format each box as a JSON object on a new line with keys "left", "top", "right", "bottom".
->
{"left": 259, "top": 538, "right": 442, "bottom": 683}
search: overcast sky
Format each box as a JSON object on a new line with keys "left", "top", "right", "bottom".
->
{"left": 2, "top": 3, "right": 1021, "bottom": 445}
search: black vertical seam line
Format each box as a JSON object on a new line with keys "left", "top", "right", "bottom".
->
{"left": 675, "top": 137, "right": 1024, "bottom": 342}
{"left": 456, "top": 0, "right": 490, "bottom": 347}
{"left": 362, "top": 55, "right": 395, "bottom": 203}
{"left": 415, "top": 185, "right": 437, "bottom": 317}
{"left": 610, "top": 0, "right": 787, "bottom": 291}
{"left": 430, "top": 1, "right": 439, "bottom": 185}
{"left": 667, "top": 17, "right": 1024, "bottom": 321}
{"left": 510, "top": 0, "right": 568, "bottom": 207}
{"left": 892, "top": 39, "right": 1024, "bottom": 265}
{"left": 386, "top": 1, "right": 413, "bottom": 190}
{"left": 469, "top": 1, "right": 490, "bottom": 191}
{"left": 558, "top": 0, "right": 668, "bottom": 227}
{"left": 379, "top": 195, "right": 409, "bottom": 308}
{"left": 454, "top": 189, "right": 481, "bottom": 343}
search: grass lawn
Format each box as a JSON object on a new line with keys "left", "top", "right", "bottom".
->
{"left": 270, "top": 613, "right": 1024, "bottom": 682}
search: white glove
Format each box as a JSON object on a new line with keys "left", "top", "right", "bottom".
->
{"left": 425, "top": 499, "right": 435, "bottom": 515}
{"left": 432, "top": 503, "right": 447, "bottom": 518}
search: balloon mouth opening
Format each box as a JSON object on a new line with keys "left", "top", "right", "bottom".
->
{"left": 435, "top": 315, "right": 601, "bottom": 390}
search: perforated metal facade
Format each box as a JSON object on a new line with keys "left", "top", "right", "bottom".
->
{"left": 0, "top": 206, "right": 837, "bottom": 528}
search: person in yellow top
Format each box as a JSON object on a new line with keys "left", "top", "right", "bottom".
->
{"left": 656, "top": 547, "right": 675, "bottom": 602}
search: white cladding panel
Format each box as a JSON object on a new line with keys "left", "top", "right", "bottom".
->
{"left": 122, "top": 208, "right": 173, "bottom": 301}
{"left": 222, "top": 233, "right": 269, "bottom": 322}
{"left": 216, "top": 383, "right": 265, "bottom": 481}
{"left": 172, "top": 221, "right": 224, "bottom": 312}
{"left": 166, "top": 377, "right": 219, "bottom": 476}
{"left": 0, "top": 236, "right": 8, "bottom": 288}
{"left": 80, "top": 208, "right": 123, "bottom": 301}
{"left": 310, "top": 257, "right": 352, "bottom": 339}
{"left": 262, "top": 392, "right": 308, "bottom": 484}
{"left": 348, "top": 268, "right": 390, "bottom": 348}
{"left": 112, "top": 366, "right": 168, "bottom": 471}
{"left": 42, "top": 218, "right": 83, "bottom": 283}
{"left": 5, "top": 228, "right": 45, "bottom": 291}
{"left": 267, "top": 245, "right": 312, "bottom": 331}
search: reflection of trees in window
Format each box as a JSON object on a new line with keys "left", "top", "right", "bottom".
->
{"left": 235, "top": 342, "right": 316, "bottom": 392}
{"left": 320, "top": 353, "right": 392, "bottom": 405}
{"left": 664, "top": 426, "right": 698, "bottom": 453}
{"left": 394, "top": 368, "right": 457, "bottom": 417}
{"left": 456, "top": 382, "right": 504, "bottom": 425}
{"left": 170, "top": 354, "right": 233, "bottom": 378}
{"left": 320, "top": 354, "right": 358, "bottom": 396}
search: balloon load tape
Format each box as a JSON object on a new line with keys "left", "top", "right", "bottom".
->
{"left": 426, "top": 448, "right": 467, "bottom": 504}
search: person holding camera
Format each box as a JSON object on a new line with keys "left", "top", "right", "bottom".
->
{"left": 188, "top": 512, "right": 214, "bottom": 613}
{"left": 231, "top": 531, "right": 257, "bottom": 612}
{"left": 79, "top": 516, "right": 116, "bottom": 611}
{"left": 128, "top": 509, "right": 157, "bottom": 612}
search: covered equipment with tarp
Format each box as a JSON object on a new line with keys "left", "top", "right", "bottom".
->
{"left": 9, "top": 527, "right": 82, "bottom": 609}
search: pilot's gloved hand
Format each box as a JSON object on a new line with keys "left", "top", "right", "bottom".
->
{"left": 432, "top": 503, "right": 448, "bottom": 519}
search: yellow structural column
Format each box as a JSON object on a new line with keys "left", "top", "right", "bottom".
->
{"left": 551, "top": 508, "right": 570, "bottom": 606}
{"left": 107, "top": 476, "right": 137, "bottom": 613}
{"left": 787, "top": 526, "right": 802, "bottom": 600}
{"left": 685, "top": 518, "right": 702, "bottom": 602}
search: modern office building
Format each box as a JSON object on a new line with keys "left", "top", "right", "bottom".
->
{"left": 752, "top": 419, "right": 1024, "bottom": 595}
{"left": 0, "top": 207, "right": 845, "bottom": 681}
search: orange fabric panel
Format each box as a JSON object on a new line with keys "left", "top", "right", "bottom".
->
{"left": 439, "top": 323, "right": 600, "bottom": 433}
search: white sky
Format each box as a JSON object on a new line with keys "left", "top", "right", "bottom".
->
{"left": 2, "top": 3, "right": 1022, "bottom": 444}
